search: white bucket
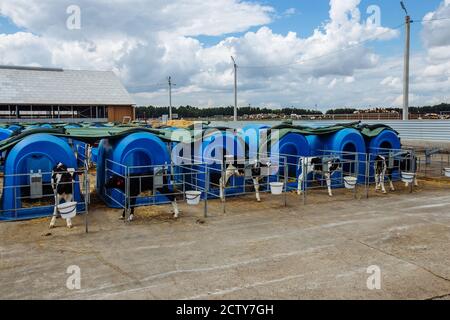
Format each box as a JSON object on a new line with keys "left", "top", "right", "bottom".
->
{"left": 57, "top": 201, "right": 77, "bottom": 219}
{"left": 401, "top": 172, "right": 416, "bottom": 183}
{"left": 185, "top": 191, "right": 202, "bottom": 205}
{"left": 270, "top": 182, "right": 284, "bottom": 195}
{"left": 444, "top": 168, "right": 450, "bottom": 178}
{"left": 343, "top": 176, "right": 357, "bottom": 189}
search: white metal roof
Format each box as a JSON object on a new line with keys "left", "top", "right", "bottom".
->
{"left": 0, "top": 66, "right": 135, "bottom": 106}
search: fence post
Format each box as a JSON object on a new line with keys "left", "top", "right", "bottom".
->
{"left": 365, "top": 153, "right": 370, "bottom": 199}
{"left": 183, "top": 166, "right": 186, "bottom": 202}
{"left": 302, "top": 161, "right": 307, "bottom": 206}
{"left": 410, "top": 149, "right": 416, "bottom": 194}
{"left": 204, "top": 166, "right": 209, "bottom": 218}
{"left": 14, "top": 181, "right": 17, "bottom": 219}
{"left": 84, "top": 165, "right": 89, "bottom": 234}
{"left": 284, "top": 158, "right": 287, "bottom": 207}
{"left": 125, "top": 166, "right": 130, "bottom": 223}
{"left": 448, "top": 153, "right": 450, "bottom": 172}
{"left": 221, "top": 162, "right": 226, "bottom": 214}
{"left": 354, "top": 155, "right": 358, "bottom": 200}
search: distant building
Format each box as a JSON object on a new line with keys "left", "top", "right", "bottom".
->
{"left": 0, "top": 65, "right": 135, "bottom": 122}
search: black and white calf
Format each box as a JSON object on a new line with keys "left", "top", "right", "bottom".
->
{"left": 105, "top": 170, "right": 181, "bottom": 221}
{"left": 218, "top": 157, "right": 272, "bottom": 202}
{"left": 297, "top": 157, "right": 342, "bottom": 197}
{"left": 374, "top": 152, "right": 418, "bottom": 193}
{"left": 50, "top": 163, "right": 77, "bottom": 229}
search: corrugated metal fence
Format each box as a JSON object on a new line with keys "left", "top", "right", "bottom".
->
{"left": 297, "top": 120, "right": 450, "bottom": 142}
{"left": 213, "top": 120, "right": 450, "bottom": 142}
{"left": 373, "top": 120, "right": 450, "bottom": 141}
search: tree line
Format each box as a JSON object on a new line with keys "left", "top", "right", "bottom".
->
{"left": 136, "top": 103, "right": 450, "bottom": 118}
{"left": 136, "top": 106, "right": 322, "bottom": 118}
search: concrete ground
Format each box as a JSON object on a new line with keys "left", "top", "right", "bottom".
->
{"left": 1, "top": 182, "right": 450, "bottom": 300}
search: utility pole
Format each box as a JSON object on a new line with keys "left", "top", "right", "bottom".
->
{"left": 401, "top": 1, "right": 411, "bottom": 121}
{"left": 168, "top": 76, "right": 176, "bottom": 120}
{"left": 231, "top": 56, "right": 238, "bottom": 122}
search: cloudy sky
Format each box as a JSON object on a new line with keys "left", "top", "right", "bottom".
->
{"left": 0, "top": 0, "right": 449, "bottom": 110}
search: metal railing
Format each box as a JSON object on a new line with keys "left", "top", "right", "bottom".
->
{"left": 272, "top": 151, "right": 366, "bottom": 205}
{"left": 0, "top": 163, "right": 90, "bottom": 231}
{"left": 189, "top": 154, "right": 289, "bottom": 214}
{"left": 366, "top": 148, "right": 417, "bottom": 195}
{"left": 104, "top": 159, "right": 210, "bottom": 220}
{"left": 74, "top": 142, "right": 93, "bottom": 169}
{"left": 416, "top": 149, "right": 450, "bottom": 187}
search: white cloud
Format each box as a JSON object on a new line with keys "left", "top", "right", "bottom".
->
{"left": 344, "top": 76, "right": 355, "bottom": 84}
{"left": 328, "top": 78, "right": 338, "bottom": 89}
{"left": 420, "top": 1, "right": 450, "bottom": 82}
{"left": 380, "top": 76, "right": 401, "bottom": 88}
{"left": 0, "top": 0, "right": 274, "bottom": 37}
{"left": 0, "top": 32, "right": 52, "bottom": 66}
{"left": 283, "top": 8, "right": 297, "bottom": 16}
{"left": 0, "top": 0, "right": 448, "bottom": 109}
{"left": 422, "top": 0, "right": 450, "bottom": 48}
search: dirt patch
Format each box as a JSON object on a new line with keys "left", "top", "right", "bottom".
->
{"left": 132, "top": 205, "right": 177, "bottom": 223}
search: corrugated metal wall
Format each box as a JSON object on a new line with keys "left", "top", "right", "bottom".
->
{"left": 373, "top": 120, "right": 450, "bottom": 141}
{"left": 295, "top": 120, "right": 450, "bottom": 141}
{"left": 213, "top": 120, "right": 450, "bottom": 142}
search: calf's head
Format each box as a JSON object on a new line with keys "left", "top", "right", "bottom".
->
{"left": 52, "top": 162, "right": 77, "bottom": 181}
{"left": 105, "top": 174, "right": 126, "bottom": 190}
{"left": 329, "top": 159, "right": 341, "bottom": 172}
{"left": 53, "top": 162, "right": 68, "bottom": 174}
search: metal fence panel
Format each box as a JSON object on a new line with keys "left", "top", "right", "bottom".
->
{"left": 296, "top": 120, "right": 450, "bottom": 142}
{"left": 211, "top": 120, "right": 450, "bottom": 142}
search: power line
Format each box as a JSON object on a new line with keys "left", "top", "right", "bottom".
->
{"left": 414, "top": 16, "right": 450, "bottom": 23}
{"left": 238, "top": 23, "right": 406, "bottom": 70}
{"left": 220, "top": 16, "right": 450, "bottom": 71}
{"left": 127, "top": 16, "right": 450, "bottom": 85}
{"left": 127, "top": 13, "right": 450, "bottom": 105}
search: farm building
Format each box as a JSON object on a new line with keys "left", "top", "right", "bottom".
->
{"left": 0, "top": 65, "right": 135, "bottom": 123}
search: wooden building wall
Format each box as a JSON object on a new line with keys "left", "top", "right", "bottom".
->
{"left": 107, "top": 105, "right": 135, "bottom": 122}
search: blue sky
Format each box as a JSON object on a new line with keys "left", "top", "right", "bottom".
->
{"left": 0, "top": 0, "right": 449, "bottom": 108}
{"left": 0, "top": 0, "right": 444, "bottom": 59}
{"left": 195, "top": 0, "right": 442, "bottom": 55}
{"left": 0, "top": 15, "right": 21, "bottom": 33}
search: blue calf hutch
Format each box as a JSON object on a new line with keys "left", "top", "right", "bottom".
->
{"left": 0, "top": 134, "right": 84, "bottom": 221}
{"left": 0, "top": 122, "right": 404, "bottom": 220}
{"left": 96, "top": 132, "right": 172, "bottom": 208}
{"left": 306, "top": 128, "right": 367, "bottom": 183}
{"left": 323, "top": 128, "right": 367, "bottom": 183}
{"left": 240, "top": 124, "right": 270, "bottom": 156}
{"left": 277, "top": 133, "right": 311, "bottom": 182}
{"left": 171, "top": 130, "right": 248, "bottom": 199}
{"left": 91, "top": 147, "right": 99, "bottom": 164}
{"left": 366, "top": 130, "right": 401, "bottom": 154}
{"left": 7, "top": 124, "right": 22, "bottom": 132}
{"left": 239, "top": 127, "right": 311, "bottom": 190}
{"left": 365, "top": 129, "right": 402, "bottom": 182}
{"left": 194, "top": 130, "right": 247, "bottom": 199}
{"left": 0, "top": 128, "right": 13, "bottom": 141}
{"left": 238, "top": 127, "right": 311, "bottom": 190}
{"left": 0, "top": 128, "right": 14, "bottom": 172}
